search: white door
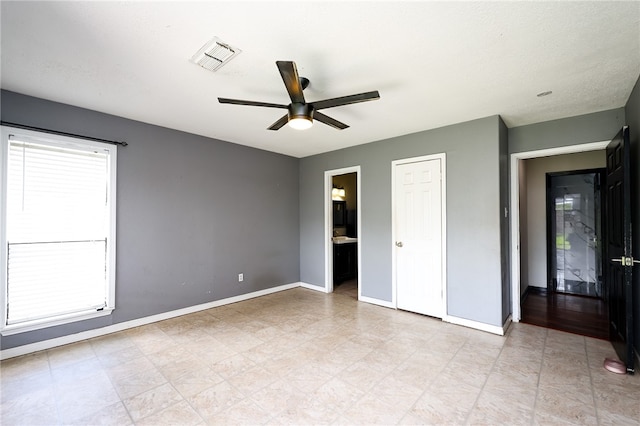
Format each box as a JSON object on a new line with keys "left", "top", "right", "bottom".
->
{"left": 395, "top": 158, "right": 443, "bottom": 317}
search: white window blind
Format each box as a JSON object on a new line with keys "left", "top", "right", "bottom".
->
{"left": 3, "top": 130, "right": 116, "bottom": 329}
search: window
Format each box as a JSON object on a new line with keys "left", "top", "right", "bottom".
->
{"left": 1, "top": 126, "right": 117, "bottom": 334}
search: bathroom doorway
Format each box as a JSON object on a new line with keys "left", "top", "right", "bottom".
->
{"left": 332, "top": 172, "right": 357, "bottom": 298}
{"left": 324, "top": 166, "right": 361, "bottom": 298}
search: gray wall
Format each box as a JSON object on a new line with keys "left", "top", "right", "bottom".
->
{"left": 624, "top": 74, "right": 640, "bottom": 359}
{"left": 300, "top": 116, "right": 506, "bottom": 327}
{"left": 1, "top": 90, "right": 300, "bottom": 350}
{"left": 509, "top": 108, "right": 626, "bottom": 154}
{"left": 3, "top": 85, "right": 634, "bottom": 351}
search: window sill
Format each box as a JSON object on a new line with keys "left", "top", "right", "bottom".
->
{"left": 1, "top": 308, "right": 114, "bottom": 336}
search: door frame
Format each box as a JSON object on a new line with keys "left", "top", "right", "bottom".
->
{"left": 391, "top": 153, "right": 447, "bottom": 314}
{"left": 324, "top": 166, "right": 362, "bottom": 296}
{"left": 509, "top": 141, "right": 609, "bottom": 321}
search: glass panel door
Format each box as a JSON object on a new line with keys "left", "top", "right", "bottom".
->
{"left": 548, "top": 171, "right": 603, "bottom": 297}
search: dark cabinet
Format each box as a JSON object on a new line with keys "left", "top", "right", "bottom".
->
{"left": 333, "top": 243, "right": 357, "bottom": 284}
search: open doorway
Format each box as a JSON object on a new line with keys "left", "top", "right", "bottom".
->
{"left": 510, "top": 142, "right": 609, "bottom": 337}
{"left": 520, "top": 166, "right": 609, "bottom": 339}
{"left": 324, "top": 167, "right": 361, "bottom": 298}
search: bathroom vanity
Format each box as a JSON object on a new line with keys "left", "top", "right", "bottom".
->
{"left": 333, "top": 237, "right": 357, "bottom": 284}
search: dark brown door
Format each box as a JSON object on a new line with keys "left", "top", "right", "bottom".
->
{"left": 605, "top": 126, "right": 635, "bottom": 374}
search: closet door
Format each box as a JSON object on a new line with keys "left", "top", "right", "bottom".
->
{"left": 395, "top": 157, "right": 443, "bottom": 318}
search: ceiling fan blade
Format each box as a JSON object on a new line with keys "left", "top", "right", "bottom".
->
{"left": 267, "top": 114, "right": 289, "bottom": 131}
{"left": 314, "top": 111, "right": 349, "bottom": 130}
{"left": 218, "top": 98, "right": 287, "bottom": 109}
{"left": 276, "top": 61, "right": 305, "bottom": 104}
{"left": 311, "top": 91, "right": 380, "bottom": 110}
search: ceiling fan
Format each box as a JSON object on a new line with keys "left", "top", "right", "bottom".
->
{"left": 218, "top": 61, "right": 380, "bottom": 130}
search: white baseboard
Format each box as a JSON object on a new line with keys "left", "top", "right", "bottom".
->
{"left": 443, "top": 314, "right": 509, "bottom": 336}
{"left": 0, "top": 282, "right": 301, "bottom": 360}
{"left": 359, "top": 295, "right": 395, "bottom": 309}
{"left": 299, "top": 282, "right": 396, "bottom": 309}
{"left": 1, "top": 282, "right": 516, "bottom": 359}
{"left": 299, "top": 282, "right": 329, "bottom": 293}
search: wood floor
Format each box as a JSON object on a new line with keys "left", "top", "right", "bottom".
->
{"left": 521, "top": 288, "right": 609, "bottom": 340}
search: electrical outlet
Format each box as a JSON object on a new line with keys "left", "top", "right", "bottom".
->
{"left": 238, "top": 273, "right": 244, "bottom": 282}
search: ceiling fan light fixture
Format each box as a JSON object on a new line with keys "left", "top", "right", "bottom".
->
{"left": 191, "top": 37, "right": 241, "bottom": 72}
{"left": 288, "top": 102, "right": 314, "bottom": 130}
{"left": 289, "top": 116, "right": 313, "bottom": 130}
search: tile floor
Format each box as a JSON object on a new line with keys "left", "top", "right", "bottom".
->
{"left": 1, "top": 285, "right": 639, "bottom": 425}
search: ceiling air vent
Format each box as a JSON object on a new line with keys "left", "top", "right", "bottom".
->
{"left": 191, "top": 37, "right": 241, "bottom": 72}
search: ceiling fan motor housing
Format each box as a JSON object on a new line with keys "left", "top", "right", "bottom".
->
{"left": 288, "top": 102, "right": 314, "bottom": 121}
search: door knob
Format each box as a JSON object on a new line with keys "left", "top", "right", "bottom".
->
{"left": 395, "top": 241, "right": 403, "bottom": 247}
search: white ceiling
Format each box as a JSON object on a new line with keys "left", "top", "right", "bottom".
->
{"left": 2, "top": 1, "right": 639, "bottom": 158}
